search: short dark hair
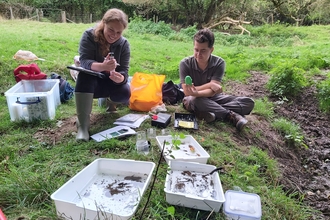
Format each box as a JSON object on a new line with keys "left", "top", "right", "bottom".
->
{"left": 193, "top": 28, "right": 215, "bottom": 48}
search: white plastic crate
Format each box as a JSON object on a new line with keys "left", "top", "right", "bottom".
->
{"left": 4, "top": 79, "right": 60, "bottom": 121}
{"left": 51, "top": 158, "right": 155, "bottom": 220}
{"left": 164, "top": 160, "right": 225, "bottom": 212}
{"left": 156, "top": 135, "right": 210, "bottom": 164}
{"left": 223, "top": 190, "right": 262, "bottom": 220}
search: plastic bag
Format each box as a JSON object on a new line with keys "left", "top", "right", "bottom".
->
{"left": 129, "top": 72, "right": 166, "bottom": 112}
{"left": 162, "top": 80, "right": 184, "bottom": 105}
{"left": 13, "top": 50, "right": 45, "bottom": 61}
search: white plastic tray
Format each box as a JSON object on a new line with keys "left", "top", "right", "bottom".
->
{"left": 164, "top": 160, "right": 225, "bottom": 212}
{"left": 156, "top": 135, "right": 210, "bottom": 164}
{"left": 51, "top": 158, "right": 155, "bottom": 220}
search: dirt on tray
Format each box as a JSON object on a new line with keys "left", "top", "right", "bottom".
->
{"left": 33, "top": 71, "right": 330, "bottom": 219}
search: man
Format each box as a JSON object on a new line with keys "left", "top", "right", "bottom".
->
{"left": 179, "top": 28, "right": 254, "bottom": 131}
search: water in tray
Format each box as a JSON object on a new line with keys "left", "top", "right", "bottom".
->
{"left": 74, "top": 173, "right": 147, "bottom": 216}
{"left": 165, "top": 140, "right": 200, "bottom": 157}
{"left": 169, "top": 170, "right": 217, "bottom": 200}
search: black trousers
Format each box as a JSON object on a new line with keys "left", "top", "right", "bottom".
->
{"left": 75, "top": 72, "right": 130, "bottom": 103}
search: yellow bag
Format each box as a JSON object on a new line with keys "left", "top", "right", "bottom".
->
{"left": 129, "top": 72, "right": 166, "bottom": 111}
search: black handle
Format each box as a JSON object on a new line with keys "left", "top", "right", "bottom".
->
{"left": 16, "top": 97, "right": 41, "bottom": 105}
{"left": 209, "top": 167, "right": 223, "bottom": 175}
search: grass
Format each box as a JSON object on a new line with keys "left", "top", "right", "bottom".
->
{"left": 253, "top": 98, "right": 275, "bottom": 120}
{"left": 272, "top": 118, "right": 308, "bottom": 149}
{"left": 0, "top": 19, "right": 329, "bottom": 219}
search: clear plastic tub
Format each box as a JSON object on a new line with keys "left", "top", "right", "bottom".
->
{"left": 223, "top": 190, "right": 262, "bottom": 220}
{"left": 5, "top": 79, "right": 60, "bottom": 121}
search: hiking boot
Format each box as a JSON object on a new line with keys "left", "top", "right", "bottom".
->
{"left": 106, "top": 98, "right": 117, "bottom": 113}
{"left": 98, "top": 98, "right": 117, "bottom": 113}
{"left": 195, "top": 111, "right": 216, "bottom": 123}
{"left": 226, "top": 111, "right": 248, "bottom": 131}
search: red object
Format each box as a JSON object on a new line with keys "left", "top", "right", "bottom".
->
{"left": 0, "top": 209, "right": 7, "bottom": 220}
{"left": 13, "top": 63, "right": 47, "bottom": 82}
{"left": 152, "top": 115, "right": 158, "bottom": 120}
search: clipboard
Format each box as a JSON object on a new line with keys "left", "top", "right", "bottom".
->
{"left": 67, "top": 66, "right": 106, "bottom": 79}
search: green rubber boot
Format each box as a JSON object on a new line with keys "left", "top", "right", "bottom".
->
{"left": 75, "top": 92, "right": 93, "bottom": 141}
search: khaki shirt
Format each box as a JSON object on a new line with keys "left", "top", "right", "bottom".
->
{"left": 179, "top": 55, "right": 225, "bottom": 86}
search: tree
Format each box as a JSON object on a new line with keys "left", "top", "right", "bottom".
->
{"left": 267, "top": 0, "right": 317, "bottom": 25}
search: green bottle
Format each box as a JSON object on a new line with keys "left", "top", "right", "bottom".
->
{"left": 185, "top": 76, "right": 192, "bottom": 85}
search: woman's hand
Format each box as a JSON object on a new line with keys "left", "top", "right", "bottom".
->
{"left": 109, "top": 71, "right": 124, "bottom": 83}
{"left": 103, "top": 57, "right": 117, "bottom": 72}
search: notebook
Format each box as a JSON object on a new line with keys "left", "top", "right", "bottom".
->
{"left": 66, "top": 66, "right": 105, "bottom": 79}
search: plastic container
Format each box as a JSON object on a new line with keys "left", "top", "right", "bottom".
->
{"left": 5, "top": 79, "right": 60, "bottom": 121}
{"left": 156, "top": 135, "right": 210, "bottom": 164}
{"left": 223, "top": 190, "right": 262, "bottom": 220}
{"left": 51, "top": 158, "right": 155, "bottom": 220}
{"left": 174, "top": 113, "right": 198, "bottom": 129}
{"left": 164, "top": 160, "right": 225, "bottom": 212}
{"left": 136, "top": 130, "right": 149, "bottom": 155}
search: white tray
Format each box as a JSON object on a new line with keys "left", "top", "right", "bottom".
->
{"left": 51, "top": 158, "right": 155, "bottom": 220}
{"left": 156, "top": 135, "right": 210, "bottom": 164}
{"left": 164, "top": 161, "right": 225, "bottom": 212}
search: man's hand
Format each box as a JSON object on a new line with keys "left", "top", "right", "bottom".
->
{"left": 184, "top": 84, "right": 198, "bottom": 96}
{"left": 182, "top": 80, "right": 222, "bottom": 97}
{"left": 210, "top": 82, "right": 222, "bottom": 94}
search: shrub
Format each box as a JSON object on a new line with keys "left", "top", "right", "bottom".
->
{"left": 266, "top": 62, "right": 307, "bottom": 98}
{"left": 128, "top": 16, "right": 174, "bottom": 37}
{"left": 317, "top": 77, "right": 330, "bottom": 113}
{"left": 168, "top": 25, "right": 198, "bottom": 42}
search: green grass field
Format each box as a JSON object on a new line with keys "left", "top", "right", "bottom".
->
{"left": 0, "top": 19, "right": 329, "bottom": 219}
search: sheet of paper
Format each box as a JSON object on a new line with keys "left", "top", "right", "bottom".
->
{"left": 114, "top": 115, "right": 150, "bottom": 128}
{"left": 116, "top": 113, "right": 146, "bottom": 123}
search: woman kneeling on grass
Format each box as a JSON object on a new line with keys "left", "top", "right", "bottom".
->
{"left": 75, "top": 8, "right": 131, "bottom": 141}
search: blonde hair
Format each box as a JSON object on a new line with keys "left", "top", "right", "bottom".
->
{"left": 94, "top": 8, "right": 128, "bottom": 56}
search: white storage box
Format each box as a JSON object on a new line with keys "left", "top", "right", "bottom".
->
{"left": 223, "top": 190, "right": 262, "bottom": 220}
{"left": 156, "top": 135, "right": 210, "bottom": 164}
{"left": 51, "top": 158, "right": 155, "bottom": 220}
{"left": 164, "top": 160, "right": 225, "bottom": 212}
{"left": 5, "top": 79, "right": 60, "bottom": 121}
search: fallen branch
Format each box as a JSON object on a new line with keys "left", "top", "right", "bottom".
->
{"left": 206, "top": 16, "right": 251, "bottom": 36}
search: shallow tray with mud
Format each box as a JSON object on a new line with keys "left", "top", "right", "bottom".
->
{"left": 164, "top": 160, "right": 225, "bottom": 212}
{"left": 51, "top": 158, "right": 155, "bottom": 220}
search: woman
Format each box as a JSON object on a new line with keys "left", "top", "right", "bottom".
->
{"left": 75, "top": 8, "right": 130, "bottom": 141}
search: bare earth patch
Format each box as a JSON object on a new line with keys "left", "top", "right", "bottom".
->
{"left": 33, "top": 114, "right": 104, "bottom": 144}
{"left": 34, "top": 71, "right": 330, "bottom": 219}
{"left": 226, "top": 71, "right": 330, "bottom": 219}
